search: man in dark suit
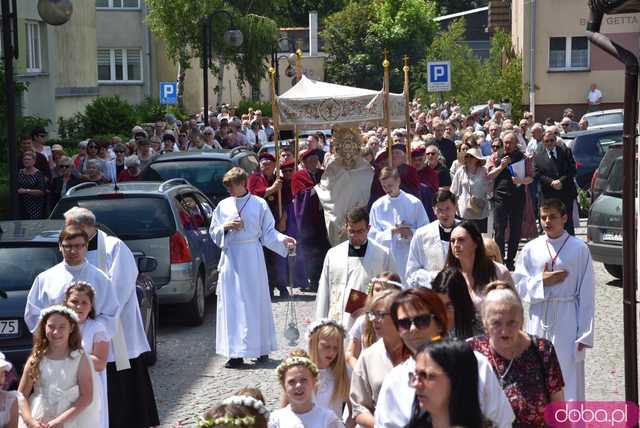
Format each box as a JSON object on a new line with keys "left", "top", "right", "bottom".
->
{"left": 534, "top": 131, "right": 578, "bottom": 235}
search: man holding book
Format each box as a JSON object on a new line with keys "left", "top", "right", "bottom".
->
{"left": 315, "top": 206, "right": 395, "bottom": 330}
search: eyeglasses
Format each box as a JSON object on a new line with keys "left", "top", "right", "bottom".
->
{"left": 58, "top": 165, "right": 71, "bottom": 169}
{"left": 396, "top": 313, "right": 434, "bottom": 331}
{"left": 114, "top": 150, "right": 125, "bottom": 154}
{"left": 408, "top": 370, "right": 443, "bottom": 386}
{"left": 426, "top": 152, "right": 437, "bottom": 156}
{"left": 61, "top": 243, "right": 86, "bottom": 252}
{"left": 366, "top": 310, "right": 390, "bottom": 322}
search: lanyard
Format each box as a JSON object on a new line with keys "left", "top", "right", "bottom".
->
{"left": 236, "top": 194, "right": 251, "bottom": 218}
{"left": 545, "top": 234, "right": 571, "bottom": 271}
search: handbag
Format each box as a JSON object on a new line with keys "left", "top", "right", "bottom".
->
{"left": 464, "top": 179, "right": 486, "bottom": 216}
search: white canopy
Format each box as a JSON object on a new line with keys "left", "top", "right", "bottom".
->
{"left": 277, "top": 75, "right": 405, "bottom": 127}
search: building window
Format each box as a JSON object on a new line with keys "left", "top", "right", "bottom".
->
{"left": 549, "top": 36, "right": 589, "bottom": 71}
{"left": 26, "top": 21, "right": 42, "bottom": 73}
{"left": 96, "top": 0, "right": 140, "bottom": 9}
{"left": 97, "top": 48, "right": 143, "bottom": 82}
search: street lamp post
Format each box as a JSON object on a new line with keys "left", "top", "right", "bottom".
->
{"left": 201, "top": 10, "right": 243, "bottom": 126}
{"left": 1, "top": 0, "right": 73, "bottom": 219}
{"left": 271, "top": 35, "right": 291, "bottom": 96}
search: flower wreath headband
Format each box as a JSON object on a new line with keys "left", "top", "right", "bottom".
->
{"left": 221, "top": 395, "right": 270, "bottom": 419}
{"left": 366, "top": 277, "right": 403, "bottom": 295}
{"left": 196, "top": 415, "right": 255, "bottom": 428}
{"left": 306, "top": 318, "right": 346, "bottom": 341}
{"left": 40, "top": 305, "right": 80, "bottom": 323}
{"left": 276, "top": 356, "right": 319, "bottom": 381}
{"left": 64, "top": 281, "right": 97, "bottom": 296}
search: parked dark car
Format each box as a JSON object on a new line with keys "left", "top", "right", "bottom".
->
{"left": 590, "top": 143, "right": 624, "bottom": 203}
{"left": 0, "top": 220, "right": 159, "bottom": 371}
{"left": 587, "top": 155, "right": 630, "bottom": 279}
{"left": 562, "top": 126, "right": 623, "bottom": 189}
{"left": 142, "top": 148, "right": 259, "bottom": 206}
{"left": 50, "top": 180, "right": 219, "bottom": 326}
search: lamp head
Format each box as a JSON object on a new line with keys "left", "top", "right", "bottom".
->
{"left": 38, "top": 0, "right": 73, "bottom": 26}
{"left": 223, "top": 28, "right": 243, "bottom": 48}
{"left": 278, "top": 37, "right": 290, "bottom": 52}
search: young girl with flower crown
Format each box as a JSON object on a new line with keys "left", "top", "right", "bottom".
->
{"left": 307, "top": 320, "right": 352, "bottom": 423}
{"left": 199, "top": 388, "right": 270, "bottom": 428}
{"left": 64, "top": 281, "right": 109, "bottom": 428}
{"left": 18, "top": 305, "right": 99, "bottom": 428}
{"left": 269, "top": 349, "right": 345, "bottom": 428}
{"left": 346, "top": 272, "right": 402, "bottom": 367}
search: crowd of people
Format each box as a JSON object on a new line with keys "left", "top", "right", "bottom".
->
{"left": 2, "top": 97, "right": 598, "bottom": 428}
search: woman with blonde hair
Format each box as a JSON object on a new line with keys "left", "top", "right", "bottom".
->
{"left": 483, "top": 237, "right": 504, "bottom": 264}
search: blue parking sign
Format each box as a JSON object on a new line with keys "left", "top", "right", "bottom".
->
{"left": 427, "top": 61, "right": 451, "bottom": 92}
{"left": 160, "top": 82, "right": 178, "bottom": 105}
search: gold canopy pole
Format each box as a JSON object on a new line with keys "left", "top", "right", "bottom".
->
{"left": 403, "top": 55, "right": 411, "bottom": 161}
{"left": 383, "top": 50, "right": 391, "bottom": 167}
{"left": 294, "top": 46, "right": 302, "bottom": 170}
{"left": 269, "top": 65, "right": 283, "bottom": 220}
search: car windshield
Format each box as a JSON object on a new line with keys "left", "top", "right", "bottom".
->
{"left": 147, "top": 160, "right": 232, "bottom": 197}
{"left": 588, "top": 113, "right": 623, "bottom": 127}
{"left": 0, "top": 246, "right": 61, "bottom": 292}
{"left": 598, "top": 147, "right": 623, "bottom": 177}
{"left": 51, "top": 197, "right": 175, "bottom": 240}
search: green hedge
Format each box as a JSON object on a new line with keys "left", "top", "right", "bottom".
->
{"left": 236, "top": 99, "right": 272, "bottom": 118}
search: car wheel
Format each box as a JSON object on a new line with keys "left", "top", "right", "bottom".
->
{"left": 184, "top": 274, "right": 206, "bottom": 326}
{"left": 604, "top": 264, "right": 623, "bottom": 279}
{"left": 142, "top": 299, "right": 158, "bottom": 366}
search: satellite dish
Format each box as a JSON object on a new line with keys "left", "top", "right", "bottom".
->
{"left": 38, "top": 0, "right": 73, "bottom": 26}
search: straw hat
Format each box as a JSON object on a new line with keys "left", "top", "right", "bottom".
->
{"left": 465, "top": 147, "right": 486, "bottom": 164}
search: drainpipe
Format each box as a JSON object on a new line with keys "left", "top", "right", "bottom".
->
{"left": 142, "top": 3, "right": 152, "bottom": 98}
{"left": 586, "top": 5, "right": 639, "bottom": 406}
{"left": 528, "top": 0, "right": 536, "bottom": 118}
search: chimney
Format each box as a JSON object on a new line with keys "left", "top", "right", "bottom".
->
{"left": 309, "top": 11, "right": 318, "bottom": 56}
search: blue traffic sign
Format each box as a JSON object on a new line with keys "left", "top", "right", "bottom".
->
{"left": 427, "top": 61, "right": 451, "bottom": 92}
{"left": 160, "top": 82, "right": 178, "bottom": 105}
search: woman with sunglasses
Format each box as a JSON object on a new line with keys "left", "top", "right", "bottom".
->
{"left": 450, "top": 147, "right": 491, "bottom": 233}
{"left": 49, "top": 156, "right": 81, "bottom": 209}
{"left": 406, "top": 339, "right": 484, "bottom": 428}
{"left": 350, "top": 289, "right": 409, "bottom": 428}
{"left": 375, "top": 288, "right": 514, "bottom": 428}
{"left": 113, "top": 143, "right": 128, "bottom": 178}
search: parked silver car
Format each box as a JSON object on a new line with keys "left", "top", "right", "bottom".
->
{"left": 50, "top": 180, "right": 219, "bottom": 325}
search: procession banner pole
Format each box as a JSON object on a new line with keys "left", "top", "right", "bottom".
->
{"left": 383, "top": 50, "right": 392, "bottom": 167}
{"left": 403, "top": 55, "right": 411, "bottom": 161}
{"left": 268, "top": 65, "right": 283, "bottom": 219}
{"left": 294, "top": 45, "right": 302, "bottom": 170}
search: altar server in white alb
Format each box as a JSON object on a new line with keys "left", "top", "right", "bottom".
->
{"left": 25, "top": 226, "right": 120, "bottom": 341}
{"left": 315, "top": 206, "right": 395, "bottom": 330}
{"left": 210, "top": 167, "right": 296, "bottom": 369}
{"left": 64, "top": 207, "right": 159, "bottom": 427}
{"left": 405, "top": 190, "right": 460, "bottom": 287}
{"left": 369, "top": 167, "right": 429, "bottom": 283}
{"left": 513, "top": 198, "right": 594, "bottom": 400}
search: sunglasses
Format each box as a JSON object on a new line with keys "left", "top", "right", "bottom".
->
{"left": 396, "top": 313, "right": 434, "bottom": 331}
{"left": 491, "top": 145, "right": 501, "bottom": 149}
{"left": 426, "top": 152, "right": 437, "bottom": 156}
{"left": 114, "top": 150, "right": 125, "bottom": 154}
{"left": 367, "top": 310, "right": 390, "bottom": 322}
{"left": 543, "top": 139, "right": 555, "bottom": 143}
{"left": 59, "top": 165, "right": 71, "bottom": 169}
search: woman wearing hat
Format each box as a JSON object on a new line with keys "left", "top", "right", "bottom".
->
{"left": 450, "top": 147, "right": 491, "bottom": 233}
{"left": 0, "top": 352, "right": 18, "bottom": 428}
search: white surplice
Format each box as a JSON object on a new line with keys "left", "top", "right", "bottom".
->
{"left": 513, "top": 231, "right": 595, "bottom": 400}
{"left": 405, "top": 220, "right": 452, "bottom": 288}
{"left": 315, "top": 240, "right": 394, "bottom": 330}
{"left": 87, "top": 231, "right": 150, "bottom": 362}
{"left": 80, "top": 318, "right": 109, "bottom": 428}
{"left": 369, "top": 191, "right": 429, "bottom": 283}
{"left": 373, "top": 353, "right": 515, "bottom": 428}
{"left": 209, "top": 192, "right": 289, "bottom": 358}
{"left": 316, "top": 158, "right": 374, "bottom": 246}
{"left": 25, "top": 261, "right": 120, "bottom": 339}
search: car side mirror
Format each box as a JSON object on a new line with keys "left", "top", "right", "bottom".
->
{"left": 0, "top": 289, "right": 6, "bottom": 299}
{"left": 138, "top": 256, "right": 158, "bottom": 274}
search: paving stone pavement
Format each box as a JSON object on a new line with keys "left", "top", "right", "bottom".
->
{"left": 149, "top": 221, "right": 636, "bottom": 427}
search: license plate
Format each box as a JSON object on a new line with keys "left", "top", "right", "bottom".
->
{"left": 0, "top": 320, "right": 19, "bottom": 337}
{"left": 602, "top": 232, "right": 623, "bottom": 243}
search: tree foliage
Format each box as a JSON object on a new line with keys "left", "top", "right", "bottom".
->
{"left": 415, "top": 20, "right": 524, "bottom": 119}
{"left": 323, "top": 0, "right": 438, "bottom": 92}
{"left": 145, "top": 0, "right": 278, "bottom": 106}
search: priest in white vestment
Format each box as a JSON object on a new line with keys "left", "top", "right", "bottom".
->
{"left": 316, "top": 127, "right": 374, "bottom": 246}
{"left": 514, "top": 199, "right": 594, "bottom": 400}
{"left": 369, "top": 167, "right": 429, "bottom": 283}
{"left": 405, "top": 190, "right": 459, "bottom": 287}
{"left": 209, "top": 167, "right": 295, "bottom": 368}
{"left": 63, "top": 207, "right": 159, "bottom": 427}
{"left": 315, "top": 206, "right": 395, "bottom": 330}
{"left": 25, "top": 226, "right": 120, "bottom": 339}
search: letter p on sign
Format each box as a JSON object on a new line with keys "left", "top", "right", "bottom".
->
{"left": 160, "top": 82, "right": 178, "bottom": 105}
{"left": 427, "top": 61, "right": 451, "bottom": 92}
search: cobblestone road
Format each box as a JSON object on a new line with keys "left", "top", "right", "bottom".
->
{"left": 149, "top": 220, "right": 635, "bottom": 427}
